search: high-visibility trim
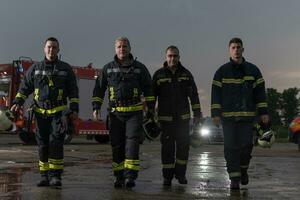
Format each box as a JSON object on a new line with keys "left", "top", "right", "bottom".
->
{"left": 92, "top": 97, "right": 104, "bottom": 103}
{"left": 256, "top": 78, "right": 264, "bottom": 85}
{"left": 70, "top": 98, "right": 79, "bottom": 103}
{"left": 229, "top": 171, "right": 241, "bottom": 178}
{"left": 157, "top": 78, "right": 171, "bottom": 85}
{"left": 213, "top": 80, "right": 222, "bottom": 87}
{"left": 16, "top": 92, "right": 27, "bottom": 100}
{"left": 178, "top": 76, "right": 189, "bottom": 81}
{"left": 49, "top": 164, "right": 64, "bottom": 170}
{"left": 243, "top": 76, "right": 255, "bottom": 81}
{"left": 34, "top": 105, "right": 67, "bottom": 115}
{"left": 49, "top": 158, "right": 63, "bottom": 170}
{"left": 112, "top": 161, "right": 125, "bottom": 171}
{"left": 39, "top": 161, "right": 49, "bottom": 172}
{"left": 34, "top": 89, "right": 39, "bottom": 101}
{"left": 176, "top": 159, "right": 188, "bottom": 165}
{"left": 240, "top": 165, "right": 249, "bottom": 169}
{"left": 222, "top": 78, "right": 244, "bottom": 84}
{"left": 192, "top": 104, "right": 201, "bottom": 109}
{"left": 115, "top": 104, "right": 143, "bottom": 112}
{"left": 222, "top": 111, "right": 255, "bottom": 117}
{"left": 49, "top": 158, "right": 64, "bottom": 165}
{"left": 124, "top": 159, "right": 140, "bottom": 171}
{"left": 162, "top": 163, "right": 175, "bottom": 169}
{"left": 133, "top": 88, "right": 139, "bottom": 98}
{"left": 181, "top": 113, "right": 191, "bottom": 120}
{"left": 158, "top": 116, "right": 173, "bottom": 121}
{"left": 256, "top": 102, "right": 267, "bottom": 108}
{"left": 57, "top": 89, "right": 63, "bottom": 101}
{"left": 211, "top": 104, "right": 221, "bottom": 109}
{"left": 109, "top": 87, "right": 115, "bottom": 101}
{"left": 145, "top": 96, "right": 156, "bottom": 101}
{"left": 48, "top": 78, "right": 54, "bottom": 87}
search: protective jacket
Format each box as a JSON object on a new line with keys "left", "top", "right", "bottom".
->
{"left": 153, "top": 62, "right": 202, "bottom": 122}
{"left": 92, "top": 54, "right": 155, "bottom": 113}
{"left": 14, "top": 58, "right": 79, "bottom": 115}
{"left": 211, "top": 58, "right": 268, "bottom": 121}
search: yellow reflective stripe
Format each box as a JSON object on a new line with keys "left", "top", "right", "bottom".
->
{"left": 222, "top": 78, "right": 244, "bottom": 84}
{"left": 48, "top": 78, "right": 54, "bottom": 87}
{"left": 229, "top": 172, "right": 241, "bottom": 178}
{"left": 70, "top": 98, "right": 79, "bottom": 103}
{"left": 92, "top": 97, "right": 104, "bottom": 103}
{"left": 162, "top": 164, "right": 175, "bottom": 169}
{"left": 124, "top": 159, "right": 140, "bottom": 171}
{"left": 256, "top": 78, "right": 264, "bottom": 85}
{"left": 49, "top": 164, "right": 63, "bottom": 170}
{"left": 181, "top": 113, "right": 190, "bottom": 120}
{"left": 145, "top": 96, "right": 156, "bottom": 101}
{"left": 49, "top": 158, "right": 63, "bottom": 170}
{"left": 115, "top": 104, "right": 143, "bottom": 112}
{"left": 243, "top": 76, "right": 255, "bottom": 81}
{"left": 133, "top": 88, "right": 138, "bottom": 98}
{"left": 57, "top": 89, "right": 63, "bottom": 100}
{"left": 158, "top": 116, "right": 173, "bottom": 121}
{"left": 222, "top": 112, "right": 255, "bottom": 117}
{"left": 39, "top": 161, "right": 49, "bottom": 172}
{"left": 192, "top": 104, "right": 201, "bottom": 109}
{"left": 34, "top": 89, "right": 39, "bottom": 101}
{"left": 178, "top": 77, "right": 189, "bottom": 81}
{"left": 176, "top": 159, "right": 188, "bottom": 165}
{"left": 256, "top": 102, "right": 268, "bottom": 108}
{"left": 157, "top": 78, "right": 171, "bottom": 85}
{"left": 213, "top": 80, "right": 222, "bottom": 87}
{"left": 34, "top": 105, "right": 68, "bottom": 115}
{"left": 211, "top": 104, "right": 221, "bottom": 109}
{"left": 112, "top": 162, "right": 125, "bottom": 171}
{"left": 109, "top": 87, "right": 115, "bottom": 101}
{"left": 16, "top": 92, "right": 27, "bottom": 100}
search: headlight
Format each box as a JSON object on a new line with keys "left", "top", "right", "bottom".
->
{"left": 200, "top": 128, "right": 210, "bottom": 136}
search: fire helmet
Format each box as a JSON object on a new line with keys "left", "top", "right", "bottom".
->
{"left": 0, "top": 109, "right": 16, "bottom": 131}
{"left": 254, "top": 121, "right": 275, "bottom": 148}
{"left": 142, "top": 117, "right": 161, "bottom": 141}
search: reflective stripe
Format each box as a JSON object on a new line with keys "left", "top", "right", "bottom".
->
{"left": 57, "top": 89, "right": 63, "bottom": 101}
{"left": 181, "top": 113, "right": 190, "bottom": 120}
{"left": 34, "top": 105, "right": 67, "bottom": 115}
{"left": 256, "top": 78, "right": 264, "bottom": 85}
{"left": 112, "top": 162, "right": 125, "bottom": 171}
{"left": 211, "top": 104, "right": 221, "bottom": 109}
{"left": 109, "top": 87, "right": 115, "bottom": 101}
{"left": 222, "top": 78, "right": 244, "bottom": 84}
{"left": 222, "top": 111, "right": 255, "bottom": 117}
{"left": 124, "top": 159, "right": 140, "bottom": 171}
{"left": 16, "top": 92, "right": 27, "bottom": 100}
{"left": 49, "top": 158, "right": 63, "bottom": 170}
{"left": 256, "top": 102, "right": 267, "bottom": 108}
{"left": 229, "top": 171, "right": 241, "bottom": 178}
{"left": 115, "top": 104, "right": 143, "bottom": 112}
{"left": 178, "top": 76, "right": 189, "bottom": 81}
{"left": 92, "top": 97, "right": 104, "bottom": 103}
{"left": 157, "top": 78, "right": 171, "bottom": 85}
{"left": 70, "top": 98, "right": 79, "bottom": 103}
{"left": 35, "top": 70, "right": 67, "bottom": 76}
{"left": 39, "top": 161, "right": 49, "bottom": 172}
{"left": 34, "top": 89, "right": 39, "bottom": 101}
{"left": 48, "top": 78, "right": 54, "bottom": 87}
{"left": 145, "top": 96, "right": 156, "bottom": 101}
{"left": 192, "top": 104, "right": 201, "bottom": 109}
{"left": 176, "top": 159, "right": 188, "bottom": 165}
{"left": 213, "top": 80, "right": 222, "bottom": 87}
{"left": 243, "top": 76, "right": 255, "bottom": 81}
{"left": 133, "top": 88, "right": 138, "bottom": 98}
{"left": 107, "top": 68, "right": 121, "bottom": 73}
{"left": 158, "top": 116, "right": 173, "bottom": 121}
{"left": 162, "top": 164, "right": 175, "bottom": 169}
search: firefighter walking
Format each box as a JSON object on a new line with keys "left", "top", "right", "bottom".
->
{"left": 211, "top": 37, "right": 269, "bottom": 190}
{"left": 152, "top": 46, "right": 202, "bottom": 186}
{"left": 11, "top": 37, "right": 79, "bottom": 187}
{"left": 92, "top": 37, "right": 155, "bottom": 188}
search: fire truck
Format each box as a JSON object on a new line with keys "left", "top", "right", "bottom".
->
{"left": 0, "top": 57, "right": 109, "bottom": 144}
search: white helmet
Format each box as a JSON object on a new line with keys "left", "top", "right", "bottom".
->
{"left": 257, "top": 130, "right": 276, "bottom": 148}
{"left": 0, "top": 110, "right": 16, "bottom": 131}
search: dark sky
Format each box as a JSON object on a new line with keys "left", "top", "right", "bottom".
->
{"left": 1, "top": 0, "right": 300, "bottom": 118}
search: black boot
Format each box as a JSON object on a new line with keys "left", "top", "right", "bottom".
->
{"left": 49, "top": 170, "right": 62, "bottom": 187}
{"left": 114, "top": 177, "right": 125, "bottom": 188}
{"left": 163, "top": 178, "right": 172, "bottom": 186}
{"left": 37, "top": 172, "right": 49, "bottom": 187}
{"left": 175, "top": 176, "right": 188, "bottom": 184}
{"left": 125, "top": 178, "right": 136, "bottom": 188}
{"left": 241, "top": 169, "right": 249, "bottom": 185}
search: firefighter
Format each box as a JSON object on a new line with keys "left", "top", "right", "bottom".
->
{"left": 152, "top": 45, "right": 202, "bottom": 186}
{"left": 10, "top": 37, "right": 79, "bottom": 187}
{"left": 211, "top": 37, "right": 269, "bottom": 190}
{"left": 92, "top": 37, "right": 155, "bottom": 188}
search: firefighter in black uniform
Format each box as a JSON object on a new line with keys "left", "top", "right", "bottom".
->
{"left": 211, "top": 37, "right": 269, "bottom": 190}
{"left": 92, "top": 37, "right": 155, "bottom": 188}
{"left": 11, "top": 37, "right": 79, "bottom": 187}
{"left": 153, "top": 45, "right": 202, "bottom": 186}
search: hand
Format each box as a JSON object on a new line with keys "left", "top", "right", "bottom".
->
{"left": 93, "top": 109, "right": 101, "bottom": 120}
{"left": 260, "top": 114, "right": 269, "bottom": 124}
{"left": 212, "top": 116, "right": 221, "bottom": 127}
{"left": 10, "top": 104, "right": 21, "bottom": 114}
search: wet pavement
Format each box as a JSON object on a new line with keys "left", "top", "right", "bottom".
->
{"left": 0, "top": 134, "right": 299, "bottom": 200}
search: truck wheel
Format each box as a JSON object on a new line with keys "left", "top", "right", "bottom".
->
{"left": 94, "top": 135, "right": 109, "bottom": 144}
{"left": 18, "top": 130, "right": 37, "bottom": 145}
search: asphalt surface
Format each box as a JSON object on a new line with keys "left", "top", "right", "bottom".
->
{"left": 0, "top": 134, "right": 299, "bottom": 200}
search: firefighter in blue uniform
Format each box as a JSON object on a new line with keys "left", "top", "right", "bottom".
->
{"left": 11, "top": 37, "right": 79, "bottom": 187}
{"left": 211, "top": 37, "right": 269, "bottom": 190}
{"left": 92, "top": 37, "right": 155, "bottom": 188}
{"left": 152, "top": 46, "right": 202, "bottom": 186}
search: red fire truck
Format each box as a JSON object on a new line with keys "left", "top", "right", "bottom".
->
{"left": 0, "top": 57, "right": 109, "bottom": 144}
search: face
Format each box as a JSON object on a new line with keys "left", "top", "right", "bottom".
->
{"left": 115, "top": 40, "right": 131, "bottom": 60}
{"left": 229, "top": 42, "right": 244, "bottom": 61}
{"left": 166, "top": 49, "right": 180, "bottom": 67}
{"left": 44, "top": 40, "right": 59, "bottom": 61}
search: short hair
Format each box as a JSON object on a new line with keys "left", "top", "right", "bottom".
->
{"left": 229, "top": 37, "right": 243, "bottom": 47}
{"left": 115, "top": 36, "right": 131, "bottom": 48}
{"left": 165, "top": 45, "right": 180, "bottom": 54}
{"left": 45, "top": 37, "right": 59, "bottom": 47}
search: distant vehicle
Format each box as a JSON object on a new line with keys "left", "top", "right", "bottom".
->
{"left": 195, "top": 117, "right": 224, "bottom": 144}
{"left": 288, "top": 117, "right": 300, "bottom": 151}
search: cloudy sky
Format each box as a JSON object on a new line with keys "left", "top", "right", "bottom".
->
{"left": 1, "top": 0, "right": 300, "bottom": 118}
